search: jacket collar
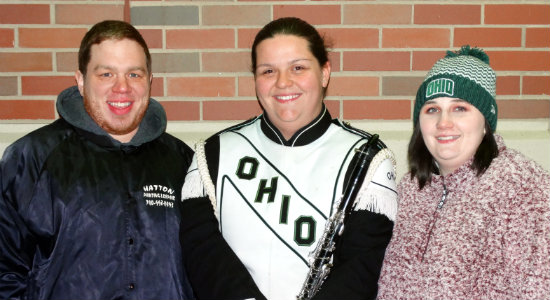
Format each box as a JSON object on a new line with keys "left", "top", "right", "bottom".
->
{"left": 431, "top": 134, "right": 507, "bottom": 191}
{"left": 56, "top": 86, "right": 166, "bottom": 150}
{"left": 260, "top": 105, "right": 332, "bottom": 146}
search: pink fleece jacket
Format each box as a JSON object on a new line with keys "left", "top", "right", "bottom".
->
{"left": 378, "top": 134, "right": 550, "bottom": 299}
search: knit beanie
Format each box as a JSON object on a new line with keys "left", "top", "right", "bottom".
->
{"left": 413, "top": 45, "right": 497, "bottom": 132}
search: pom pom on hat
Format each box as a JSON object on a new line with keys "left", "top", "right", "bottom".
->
{"left": 413, "top": 45, "right": 498, "bottom": 132}
{"left": 446, "top": 45, "right": 490, "bottom": 64}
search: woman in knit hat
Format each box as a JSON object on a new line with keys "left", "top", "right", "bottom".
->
{"left": 377, "top": 46, "right": 550, "bottom": 299}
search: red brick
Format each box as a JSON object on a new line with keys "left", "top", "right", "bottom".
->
{"left": 325, "top": 100, "right": 340, "bottom": 118}
{"left": 319, "top": 28, "right": 378, "bottom": 48}
{"left": 56, "top": 4, "right": 124, "bottom": 24}
{"left": 238, "top": 76, "right": 255, "bottom": 97}
{"left": 526, "top": 28, "right": 550, "bottom": 48}
{"left": 274, "top": 5, "right": 340, "bottom": 25}
{"left": 203, "top": 5, "right": 270, "bottom": 26}
{"left": 498, "top": 100, "right": 549, "bottom": 119}
{"left": 414, "top": 5, "right": 481, "bottom": 25}
{"left": 19, "top": 28, "right": 87, "bottom": 48}
{"left": 327, "top": 77, "right": 379, "bottom": 97}
{"left": 328, "top": 52, "right": 340, "bottom": 73}
{"left": 454, "top": 28, "right": 522, "bottom": 48}
{"left": 238, "top": 0, "right": 300, "bottom": 2}
{"left": 167, "top": 77, "right": 235, "bottom": 97}
{"left": 160, "top": 101, "right": 200, "bottom": 121}
{"left": 343, "top": 51, "right": 410, "bottom": 71}
{"left": 139, "top": 29, "right": 163, "bottom": 49}
{"left": 412, "top": 51, "right": 446, "bottom": 71}
{"left": 238, "top": 28, "right": 261, "bottom": 49}
{"left": 496, "top": 76, "right": 520, "bottom": 96}
{"left": 0, "top": 4, "right": 50, "bottom": 24}
{"left": 167, "top": 29, "right": 235, "bottom": 49}
{"left": 344, "top": 4, "right": 411, "bottom": 25}
{"left": 21, "top": 76, "right": 76, "bottom": 96}
{"left": 523, "top": 76, "right": 550, "bottom": 95}
{"left": 0, "top": 53, "right": 52, "bottom": 72}
{"left": 203, "top": 100, "right": 262, "bottom": 121}
{"left": 383, "top": 28, "right": 450, "bottom": 48}
{"left": 343, "top": 100, "right": 411, "bottom": 120}
{"left": 485, "top": 4, "right": 550, "bottom": 25}
{"left": 202, "top": 52, "right": 250, "bottom": 73}
{"left": 488, "top": 51, "right": 549, "bottom": 71}
{"left": 0, "top": 29, "right": 14, "bottom": 48}
{"left": 151, "top": 77, "right": 163, "bottom": 98}
{"left": 0, "top": 100, "right": 55, "bottom": 120}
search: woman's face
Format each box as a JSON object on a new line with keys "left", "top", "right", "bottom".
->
{"left": 419, "top": 97, "right": 486, "bottom": 176}
{"left": 254, "top": 34, "right": 330, "bottom": 140}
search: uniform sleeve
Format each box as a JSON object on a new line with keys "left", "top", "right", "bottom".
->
{"left": 0, "top": 145, "right": 38, "bottom": 299}
{"left": 312, "top": 155, "right": 397, "bottom": 300}
{"left": 180, "top": 156, "right": 266, "bottom": 300}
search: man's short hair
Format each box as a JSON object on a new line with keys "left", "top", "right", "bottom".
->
{"left": 78, "top": 20, "right": 151, "bottom": 76}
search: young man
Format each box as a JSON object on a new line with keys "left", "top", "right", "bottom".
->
{"left": 0, "top": 20, "right": 194, "bottom": 299}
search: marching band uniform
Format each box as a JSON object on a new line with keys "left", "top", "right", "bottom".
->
{"left": 180, "top": 107, "right": 397, "bottom": 299}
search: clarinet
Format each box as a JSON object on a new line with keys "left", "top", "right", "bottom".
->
{"left": 297, "top": 134, "right": 382, "bottom": 300}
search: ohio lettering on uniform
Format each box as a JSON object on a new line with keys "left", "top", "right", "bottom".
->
{"left": 221, "top": 152, "right": 329, "bottom": 264}
{"left": 180, "top": 112, "right": 398, "bottom": 299}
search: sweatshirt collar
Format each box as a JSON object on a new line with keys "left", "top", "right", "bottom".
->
{"left": 56, "top": 86, "right": 166, "bottom": 149}
{"left": 432, "top": 134, "right": 506, "bottom": 190}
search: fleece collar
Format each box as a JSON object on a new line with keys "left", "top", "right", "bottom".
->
{"left": 56, "top": 86, "right": 167, "bottom": 149}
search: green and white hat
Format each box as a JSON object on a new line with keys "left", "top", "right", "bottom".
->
{"left": 413, "top": 45, "right": 498, "bottom": 132}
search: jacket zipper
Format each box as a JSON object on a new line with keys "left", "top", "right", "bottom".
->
{"left": 421, "top": 180, "right": 448, "bottom": 262}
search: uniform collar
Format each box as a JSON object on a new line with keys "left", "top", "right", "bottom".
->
{"left": 260, "top": 105, "right": 332, "bottom": 146}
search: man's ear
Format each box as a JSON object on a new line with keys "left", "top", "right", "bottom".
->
{"left": 75, "top": 70, "right": 85, "bottom": 95}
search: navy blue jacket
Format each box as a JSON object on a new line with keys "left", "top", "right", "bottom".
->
{"left": 0, "top": 86, "right": 194, "bottom": 299}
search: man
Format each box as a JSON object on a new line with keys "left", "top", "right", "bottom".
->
{"left": 0, "top": 20, "right": 194, "bottom": 299}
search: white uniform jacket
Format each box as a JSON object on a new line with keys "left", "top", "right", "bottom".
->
{"left": 180, "top": 107, "right": 397, "bottom": 299}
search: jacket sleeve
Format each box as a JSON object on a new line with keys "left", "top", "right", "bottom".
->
{"left": 501, "top": 164, "right": 550, "bottom": 299}
{"left": 312, "top": 156, "right": 397, "bottom": 300}
{"left": 0, "top": 143, "right": 39, "bottom": 299}
{"left": 179, "top": 156, "right": 266, "bottom": 300}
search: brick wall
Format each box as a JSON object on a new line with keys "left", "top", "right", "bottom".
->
{"left": 0, "top": 0, "right": 549, "bottom": 123}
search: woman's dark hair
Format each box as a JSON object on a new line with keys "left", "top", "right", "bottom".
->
{"left": 78, "top": 20, "right": 151, "bottom": 77}
{"left": 251, "top": 17, "right": 330, "bottom": 80}
{"left": 408, "top": 120, "right": 499, "bottom": 189}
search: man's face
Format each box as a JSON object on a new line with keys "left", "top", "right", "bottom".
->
{"left": 76, "top": 38, "right": 152, "bottom": 143}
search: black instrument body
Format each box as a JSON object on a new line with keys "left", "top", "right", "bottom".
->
{"left": 297, "top": 134, "right": 383, "bottom": 299}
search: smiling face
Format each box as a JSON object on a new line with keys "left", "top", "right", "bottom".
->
{"left": 75, "top": 38, "right": 152, "bottom": 143}
{"left": 419, "top": 97, "right": 486, "bottom": 176}
{"left": 254, "top": 34, "right": 331, "bottom": 140}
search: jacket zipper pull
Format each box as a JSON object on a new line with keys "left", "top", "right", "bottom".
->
{"left": 437, "top": 182, "right": 448, "bottom": 209}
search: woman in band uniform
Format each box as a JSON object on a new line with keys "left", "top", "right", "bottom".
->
{"left": 179, "top": 17, "right": 397, "bottom": 299}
